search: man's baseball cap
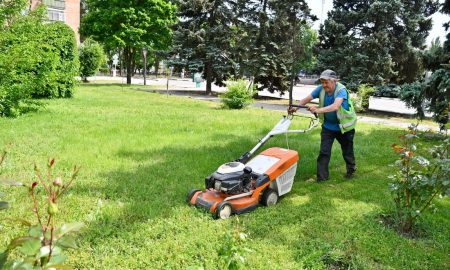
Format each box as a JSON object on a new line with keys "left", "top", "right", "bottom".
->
{"left": 320, "top": 69, "right": 337, "bottom": 80}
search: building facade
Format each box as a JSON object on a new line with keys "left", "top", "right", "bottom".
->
{"left": 30, "top": 0, "right": 80, "bottom": 44}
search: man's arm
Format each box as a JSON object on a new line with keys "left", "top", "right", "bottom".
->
{"left": 299, "top": 95, "right": 314, "bottom": 106}
{"left": 309, "top": 98, "right": 344, "bottom": 113}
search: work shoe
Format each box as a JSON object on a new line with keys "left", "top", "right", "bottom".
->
{"left": 345, "top": 169, "right": 356, "bottom": 179}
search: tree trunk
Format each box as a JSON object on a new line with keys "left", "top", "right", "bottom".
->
{"left": 154, "top": 58, "right": 160, "bottom": 78}
{"left": 125, "top": 46, "right": 132, "bottom": 84}
{"left": 118, "top": 49, "right": 122, "bottom": 77}
{"left": 289, "top": 71, "right": 294, "bottom": 105}
{"left": 205, "top": 60, "right": 212, "bottom": 95}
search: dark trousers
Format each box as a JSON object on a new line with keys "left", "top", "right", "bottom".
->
{"left": 317, "top": 127, "right": 356, "bottom": 180}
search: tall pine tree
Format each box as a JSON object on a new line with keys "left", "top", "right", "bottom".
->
{"left": 317, "top": 0, "right": 439, "bottom": 88}
{"left": 173, "top": 0, "right": 237, "bottom": 95}
{"left": 237, "top": 0, "right": 315, "bottom": 95}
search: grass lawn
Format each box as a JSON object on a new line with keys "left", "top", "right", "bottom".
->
{"left": 0, "top": 84, "right": 449, "bottom": 269}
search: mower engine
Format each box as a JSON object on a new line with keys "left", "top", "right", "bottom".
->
{"left": 205, "top": 162, "right": 253, "bottom": 195}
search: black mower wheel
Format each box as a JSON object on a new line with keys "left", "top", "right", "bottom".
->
{"left": 214, "top": 201, "right": 233, "bottom": 219}
{"left": 261, "top": 188, "right": 278, "bottom": 206}
{"left": 186, "top": 189, "right": 201, "bottom": 204}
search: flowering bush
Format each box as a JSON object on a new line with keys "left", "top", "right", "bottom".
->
{"left": 389, "top": 124, "right": 450, "bottom": 233}
{"left": 0, "top": 159, "right": 83, "bottom": 269}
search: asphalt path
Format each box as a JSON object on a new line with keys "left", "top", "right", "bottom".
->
{"left": 87, "top": 76, "right": 439, "bottom": 131}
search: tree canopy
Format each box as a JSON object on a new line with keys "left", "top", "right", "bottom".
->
{"left": 317, "top": 0, "right": 439, "bottom": 89}
{"left": 173, "top": 0, "right": 237, "bottom": 94}
{"left": 173, "top": 0, "right": 316, "bottom": 95}
{"left": 80, "top": 0, "right": 177, "bottom": 84}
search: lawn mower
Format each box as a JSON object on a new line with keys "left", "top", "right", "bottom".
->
{"left": 186, "top": 105, "right": 319, "bottom": 219}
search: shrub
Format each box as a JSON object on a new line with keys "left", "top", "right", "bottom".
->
{"left": 79, "top": 38, "right": 106, "bottom": 82}
{"left": 40, "top": 22, "right": 79, "bottom": 98}
{"left": 400, "top": 66, "right": 450, "bottom": 131}
{"left": 0, "top": 4, "right": 78, "bottom": 116}
{"left": 220, "top": 80, "right": 254, "bottom": 109}
{"left": 399, "top": 82, "right": 425, "bottom": 118}
{"left": 389, "top": 124, "right": 450, "bottom": 234}
{"left": 354, "top": 84, "right": 375, "bottom": 112}
{"left": 373, "top": 84, "right": 401, "bottom": 98}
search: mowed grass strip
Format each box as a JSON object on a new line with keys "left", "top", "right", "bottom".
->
{"left": 0, "top": 84, "right": 448, "bottom": 269}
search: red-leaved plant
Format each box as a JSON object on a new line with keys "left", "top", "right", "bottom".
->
{"left": 0, "top": 159, "right": 83, "bottom": 269}
{"left": 389, "top": 124, "right": 450, "bottom": 234}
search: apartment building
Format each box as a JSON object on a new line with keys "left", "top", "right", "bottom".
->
{"left": 30, "top": 0, "right": 81, "bottom": 44}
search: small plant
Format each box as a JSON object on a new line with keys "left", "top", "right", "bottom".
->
{"left": 220, "top": 80, "right": 255, "bottom": 109}
{"left": 0, "top": 159, "right": 83, "bottom": 269}
{"left": 389, "top": 124, "right": 450, "bottom": 234}
{"left": 354, "top": 84, "right": 375, "bottom": 112}
{"left": 218, "top": 219, "right": 252, "bottom": 270}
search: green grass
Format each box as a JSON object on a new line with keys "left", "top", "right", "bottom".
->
{"left": 0, "top": 84, "right": 449, "bottom": 269}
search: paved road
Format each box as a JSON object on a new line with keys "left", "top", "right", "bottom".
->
{"left": 89, "top": 75, "right": 422, "bottom": 113}
{"left": 87, "top": 76, "right": 438, "bottom": 131}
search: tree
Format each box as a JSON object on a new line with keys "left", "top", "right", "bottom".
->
{"left": 237, "top": 0, "right": 315, "bottom": 97}
{"left": 0, "top": 0, "right": 28, "bottom": 27}
{"left": 422, "top": 37, "right": 448, "bottom": 72}
{"left": 79, "top": 38, "right": 106, "bottom": 82}
{"left": 317, "top": 0, "right": 439, "bottom": 89}
{"left": 173, "top": 0, "right": 237, "bottom": 95}
{"left": 80, "top": 0, "right": 177, "bottom": 84}
{"left": 402, "top": 0, "right": 450, "bottom": 130}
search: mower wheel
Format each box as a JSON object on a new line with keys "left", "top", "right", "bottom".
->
{"left": 186, "top": 189, "right": 201, "bottom": 204}
{"left": 214, "top": 202, "right": 233, "bottom": 219}
{"left": 261, "top": 188, "right": 278, "bottom": 206}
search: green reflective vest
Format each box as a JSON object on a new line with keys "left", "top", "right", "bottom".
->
{"left": 318, "top": 82, "right": 357, "bottom": 133}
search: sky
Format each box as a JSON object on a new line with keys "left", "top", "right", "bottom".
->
{"left": 306, "top": 0, "right": 449, "bottom": 46}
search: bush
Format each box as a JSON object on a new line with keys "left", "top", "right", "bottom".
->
{"left": 0, "top": 6, "right": 56, "bottom": 116}
{"left": 354, "top": 84, "right": 375, "bottom": 112}
{"left": 399, "top": 82, "right": 425, "bottom": 118}
{"left": 79, "top": 38, "right": 106, "bottom": 82}
{"left": 373, "top": 84, "right": 401, "bottom": 98}
{"left": 41, "top": 22, "right": 79, "bottom": 98}
{"left": 0, "top": 4, "right": 79, "bottom": 116}
{"left": 220, "top": 80, "right": 254, "bottom": 109}
{"left": 389, "top": 124, "right": 450, "bottom": 234}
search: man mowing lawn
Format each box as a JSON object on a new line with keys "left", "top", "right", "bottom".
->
{"left": 289, "top": 69, "right": 358, "bottom": 182}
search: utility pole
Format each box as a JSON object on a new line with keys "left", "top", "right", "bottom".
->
{"left": 321, "top": 0, "right": 325, "bottom": 24}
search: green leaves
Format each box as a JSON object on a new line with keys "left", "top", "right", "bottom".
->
{"left": 0, "top": 5, "right": 78, "bottom": 117}
{"left": 80, "top": 0, "right": 177, "bottom": 84}
{"left": 18, "top": 238, "right": 41, "bottom": 256}
{"left": 220, "top": 80, "right": 255, "bottom": 109}
{"left": 59, "top": 222, "right": 84, "bottom": 237}
{"left": 317, "top": 0, "right": 439, "bottom": 86}
{"left": 79, "top": 38, "right": 106, "bottom": 81}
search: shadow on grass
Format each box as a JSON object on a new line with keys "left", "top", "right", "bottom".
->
{"left": 72, "top": 123, "right": 449, "bottom": 268}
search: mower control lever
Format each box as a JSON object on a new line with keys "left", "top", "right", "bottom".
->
{"left": 288, "top": 104, "right": 318, "bottom": 118}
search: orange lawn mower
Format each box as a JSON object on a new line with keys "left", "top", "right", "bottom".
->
{"left": 186, "top": 105, "right": 319, "bottom": 219}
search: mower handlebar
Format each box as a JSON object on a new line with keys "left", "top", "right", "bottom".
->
{"left": 288, "top": 104, "right": 318, "bottom": 118}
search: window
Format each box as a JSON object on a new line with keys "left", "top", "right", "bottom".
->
{"left": 43, "top": 0, "right": 65, "bottom": 10}
{"left": 48, "top": 9, "right": 65, "bottom": 22}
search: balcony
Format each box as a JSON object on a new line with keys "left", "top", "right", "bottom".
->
{"left": 43, "top": 0, "right": 65, "bottom": 10}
